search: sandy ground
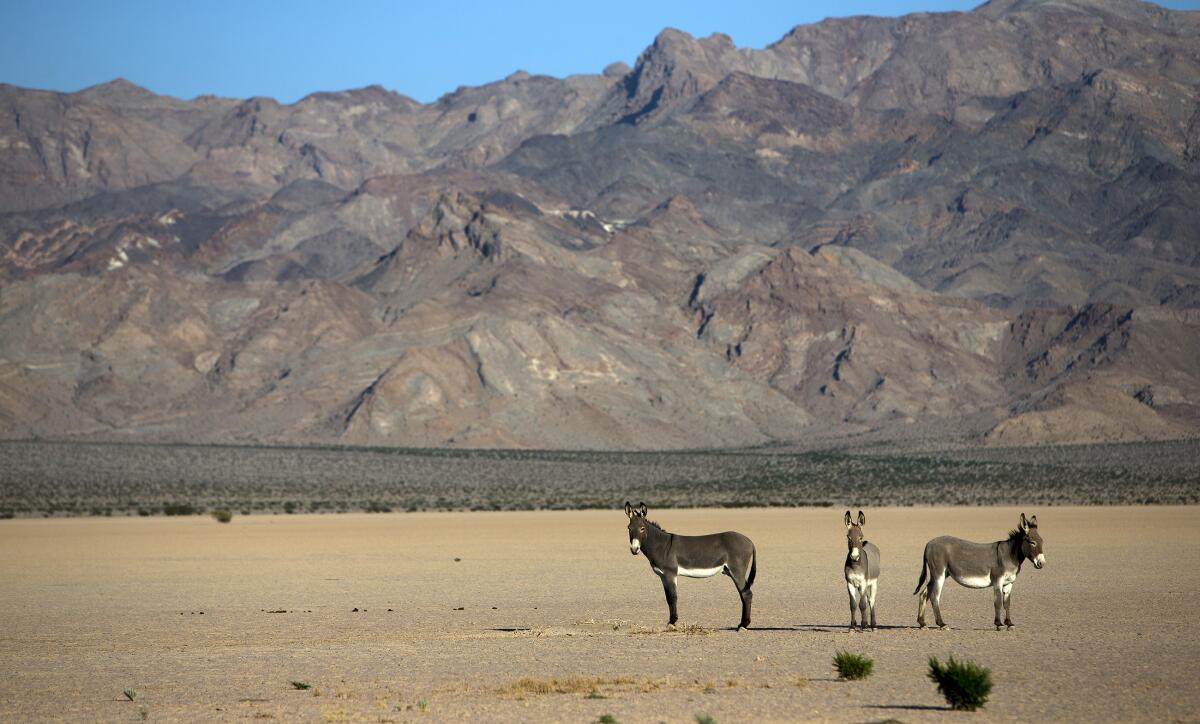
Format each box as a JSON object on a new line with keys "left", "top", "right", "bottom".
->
{"left": 1, "top": 507, "right": 1197, "bottom": 723}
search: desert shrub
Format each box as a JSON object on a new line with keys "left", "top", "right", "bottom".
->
{"left": 123, "top": 689, "right": 137, "bottom": 701}
{"left": 928, "top": 655, "right": 992, "bottom": 711}
{"left": 833, "top": 651, "right": 874, "bottom": 680}
{"left": 212, "top": 509, "right": 233, "bottom": 523}
{"left": 596, "top": 715, "right": 618, "bottom": 724}
{"left": 290, "top": 681, "right": 310, "bottom": 690}
{"left": 162, "top": 503, "right": 197, "bottom": 516}
{"left": 694, "top": 713, "right": 717, "bottom": 724}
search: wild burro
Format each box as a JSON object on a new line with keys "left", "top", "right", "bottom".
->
{"left": 914, "top": 513, "right": 1046, "bottom": 630}
{"left": 843, "top": 510, "right": 880, "bottom": 631}
{"left": 624, "top": 502, "right": 757, "bottom": 631}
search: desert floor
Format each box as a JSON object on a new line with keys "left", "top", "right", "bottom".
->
{"left": 1, "top": 507, "right": 1197, "bottom": 723}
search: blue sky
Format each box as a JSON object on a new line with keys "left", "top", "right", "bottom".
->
{"left": 2, "top": 0, "right": 1198, "bottom": 103}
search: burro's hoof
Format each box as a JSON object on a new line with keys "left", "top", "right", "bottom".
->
{"left": 995, "top": 624, "right": 1003, "bottom": 631}
{"left": 1006, "top": 622, "right": 1015, "bottom": 629}
{"left": 937, "top": 623, "right": 949, "bottom": 630}
{"left": 918, "top": 621, "right": 927, "bottom": 629}
{"left": 666, "top": 623, "right": 677, "bottom": 632}
{"left": 737, "top": 624, "right": 750, "bottom": 632}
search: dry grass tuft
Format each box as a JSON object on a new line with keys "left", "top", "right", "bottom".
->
{"left": 496, "top": 675, "right": 636, "bottom": 698}
{"left": 628, "top": 623, "right": 711, "bottom": 636}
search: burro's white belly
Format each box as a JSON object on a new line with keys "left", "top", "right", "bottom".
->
{"left": 678, "top": 565, "right": 724, "bottom": 579}
{"left": 955, "top": 573, "right": 994, "bottom": 589}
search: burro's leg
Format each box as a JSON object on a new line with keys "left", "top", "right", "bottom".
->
{"left": 993, "top": 585, "right": 1005, "bottom": 630}
{"left": 930, "top": 573, "right": 948, "bottom": 629}
{"left": 867, "top": 581, "right": 878, "bottom": 630}
{"left": 727, "top": 560, "right": 753, "bottom": 631}
{"left": 737, "top": 584, "right": 752, "bottom": 631}
{"left": 660, "top": 573, "right": 679, "bottom": 628}
{"left": 917, "top": 586, "right": 928, "bottom": 628}
{"left": 1003, "top": 583, "right": 1014, "bottom": 629}
{"left": 847, "top": 581, "right": 860, "bottom": 631}
{"left": 858, "top": 587, "right": 869, "bottom": 631}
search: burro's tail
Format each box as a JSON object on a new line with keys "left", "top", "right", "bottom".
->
{"left": 913, "top": 547, "right": 929, "bottom": 595}
{"left": 745, "top": 548, "right": 757, "bottom": 590}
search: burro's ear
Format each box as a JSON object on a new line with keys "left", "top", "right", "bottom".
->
{"left": 638, "top": 502, "right": 648, "bottom": 518}
{"left": 624, "top": 501, "right": 633, "bottom": 518}
{"left": 1029, "top": 514, "right": 1038, "bottom": 528}
{"left": 858, "top": 510, "right": 866, "bottom": 527}
{"left": 844, "top": 510, "right": 852, "bottom": 528}
{"left": 1020, "top": 512, "right": 1030, "bottom": 532}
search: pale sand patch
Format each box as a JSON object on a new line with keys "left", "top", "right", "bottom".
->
{"left": 0, "top": 507, "right": 1197, "bottom": 721}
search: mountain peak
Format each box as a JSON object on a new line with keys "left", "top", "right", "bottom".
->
{"left": 974, "top": 0, "right": 1181, "bottom": 20}
{"left": 74, "top": 78, "right": 158, "bottom": 103}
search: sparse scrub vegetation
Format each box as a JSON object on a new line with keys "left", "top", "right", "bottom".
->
{"left": 928, "top": 655, "right": 993, "bottom": 711}
{"left": 290, "top": 681, "right": 310, "bottom": 690}
{"left": 695, "top": 712, "right": 717, "bottom": 724}
{"left": 499, "top": 676, "right": 634, "bottom": 697}
{"left": 833, "top": 651, "right": 874, "bottom": 680}
{"left": 211, "top": 509, "right": 233, "bottom": 523}
{"left": 1, "top": 438, "right": 1197, "bottom": 517}
{"left": 123, "top": 689, "right": 137, "bottom": 701}
{"left": 162, "top": 503, "right": 198, "bottom": 516}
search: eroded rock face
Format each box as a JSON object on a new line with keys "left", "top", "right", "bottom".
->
{"left": 1, "top": 0, "right": 1198, "bottom": 447}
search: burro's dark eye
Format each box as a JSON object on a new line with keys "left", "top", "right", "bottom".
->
{"left": 1031, "top": 541, "right": 1038, "bottom": 547}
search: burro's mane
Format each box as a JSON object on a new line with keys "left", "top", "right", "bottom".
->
{"left": 1006, "top": 528, "right": 1029, "bottom": 544}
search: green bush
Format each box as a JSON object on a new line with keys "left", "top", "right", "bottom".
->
{"left": 833, "top": 650, "right": 874, "bottom": 680}
{"left": 211, "top": 509, "right": 233, "bottom": 523}
{"left": 290, "top": 681, "right": 310, "bottom": 690}
{"left": 928, "top": 655, "right": 992, "bottom": 711}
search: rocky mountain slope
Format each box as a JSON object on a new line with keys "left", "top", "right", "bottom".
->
{"left": 1, "top": 0, "right": 1197, "bottom": 448}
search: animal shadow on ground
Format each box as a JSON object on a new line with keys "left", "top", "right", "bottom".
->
{"left": 792, "top": 623, "right": 921, "bottom": 631}
{"left": 716, "top": 626, "right": 798, "bottom": 632}
{"left": 486, "top": 627, "right": 533, "bottom": 632}
{"left": 863, "top": 704, "right": 952, "bottom": 712}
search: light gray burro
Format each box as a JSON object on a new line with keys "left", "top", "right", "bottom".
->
{"left": 843, "top": 510, "right": 880, "bottom": 630}
{"left": 914, "top": 513, "right": 1046, "bottom": 630}
{"left": 624, "top": 502, "right": 757, "bottom": 630}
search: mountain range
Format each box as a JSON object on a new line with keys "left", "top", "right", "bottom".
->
{"left": 1, "top": 0, "right": 1198, "bottom": 448}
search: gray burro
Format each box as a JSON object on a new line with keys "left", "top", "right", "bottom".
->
{"left": 624, "top": 502, "right": 757, "bottom": 630}
{"left": 844, "top": 510, "right": 880, "bottom": 631}
{"left": 914, "top": 513, "right": 1046, "bottom": 630}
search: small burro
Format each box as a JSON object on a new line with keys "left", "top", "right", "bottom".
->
{"left": 624, "top": 502, "right": 757, "bottom": 631}
{"left": 914, "top": 513, "right": 1046, "bottom": 630}
{"left": 843, "top": 510, "right": 880, "bottom": 631}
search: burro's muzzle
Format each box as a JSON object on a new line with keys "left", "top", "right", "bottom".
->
{"left": 630, "top": 539, "right": 640, "bottom": 555}
{"left": 849, "top": 547, "right": 861, "bottom": 562}
{"left": 1033, "top": 553, "right": 1045, "bottom": 569}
